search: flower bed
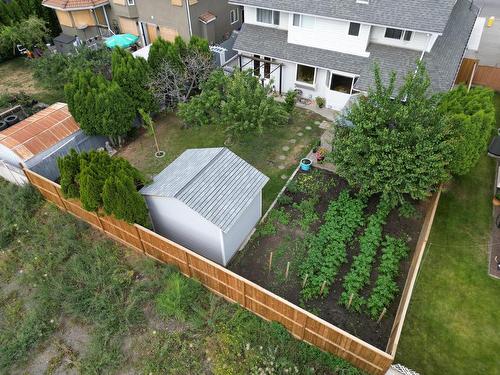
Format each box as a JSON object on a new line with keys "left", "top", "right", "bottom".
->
{"left": 229, "top": 168, "right": 427, "bottom": 350}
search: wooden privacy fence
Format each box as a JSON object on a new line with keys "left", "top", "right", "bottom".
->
{"left": 23, "top": 168, "right": 441, "bottom": 375}
{"left": 456, "top": 58, "right": 500, "bottom": 91}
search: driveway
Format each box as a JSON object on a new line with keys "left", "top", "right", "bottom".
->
{"left": 472, "top": 0, "right": 500, "bottom": 66}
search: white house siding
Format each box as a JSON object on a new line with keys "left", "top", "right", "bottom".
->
{"left": 222, "top": 191, "right": 261, "bottom": 266}
{"left": 288, "top": 16, "right": 371, "bottom": 57}
{"left": 369, "top": 26, "right": 434, "bottom": 52}
{"left": 144, "top": 196, "right": 225, "bottom": 265}
{"left": 244, "top": 7, "right": 289, "bottom": 30}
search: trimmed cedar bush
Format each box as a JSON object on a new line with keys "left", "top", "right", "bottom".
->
{"left": 438, "top": 85, "right": 495, "bottom": 176}
{"left": 58, "top": 150, "right": 148, "bottom": 225}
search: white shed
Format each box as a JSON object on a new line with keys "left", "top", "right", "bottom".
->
{"left": 140, "top": 148, "right": 269, "bottom": 266}
{"left": 0, "top": 103, "right": 106, "bottom": 184}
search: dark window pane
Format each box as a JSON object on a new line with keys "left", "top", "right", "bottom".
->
{"left": 348, "top": 22, "right": 360, "bottom": 36}
{"left": 257, "top": 9, "right": 272, "bottom": 23}
{"left": 273, "top": 11, "right": 280, "bottom": 25}
{"left": 293, "top": 14, "right": 300, "bottom": 26}
{"left": 296, "top": 64, "right": 315, "bottom": 84}
{"left": 330, "top": 74, "right": 353, "bottom": 93}
{"left": 264, "top": 57, "right": 271, "bottom": 79}
{"left": 385, "top": 28, "right": 403, "bottom": 39}
{"left": 403, "top": 30, "right": 412, "bottom": 41}
{"left": 253, "top": 55, "right": 260, "bottom": 76}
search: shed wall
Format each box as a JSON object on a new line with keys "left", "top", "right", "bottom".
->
{"left": 144, "top": 196, "right": 224, "bottom": 265}
{"left": 222, "top": 191, "right": 261, "bottom": 266}
{"left": 0, "top": 144, "right": 22, "bottom": 166}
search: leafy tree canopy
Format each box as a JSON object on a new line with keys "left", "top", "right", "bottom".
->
{"left": 0, "top": 16, "right": 48, "bottom": 58}
{"left": 332, "top": 62, "right": 452, "bottom": 201}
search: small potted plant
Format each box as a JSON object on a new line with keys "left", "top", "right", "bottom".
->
{"left": 300, "top": 158, "right": 312, "bottom": 172}
{"left": 315, "top": 147, "right": 327, "bottom": 162}
{"left": 494, "top": 191, "right": 500, "bottom": 206}
{"left": 316, "top": 96, "right": 326, "bottom": 109}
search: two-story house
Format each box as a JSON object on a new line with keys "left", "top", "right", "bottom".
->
{"left": 42, "top": 0, "right": 242, "bottom": 45}
{"left": 230, "top": 0, "right": 478, "bottom": 110}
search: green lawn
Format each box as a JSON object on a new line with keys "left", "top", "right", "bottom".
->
{"left": 396, "top": 94, "right": 500, "bottom": 374}
{"left": 118, "top": 109, "right": 325, "bottom": 210}
{"left": 0, "top": 58, "right": 64, "bottom": 107}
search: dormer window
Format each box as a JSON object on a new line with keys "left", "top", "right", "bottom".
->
{"left": 292, "top": 14, "right": 315, "bottom": 29}
{"left": 257, "top": 8, "right": 280, "bottom": 26}
{"left": 385, "top": 28, "right": 413, "bottom": 41}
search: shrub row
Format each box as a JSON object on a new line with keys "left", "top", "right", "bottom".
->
{"left": 299, "top": 191, "right": 365, "bottom": 301}
{"left": 366, "top": 236, "right": 409, "bottom": 319}
{"left": 339, "top": 196, "right": 394, "bottom": 311}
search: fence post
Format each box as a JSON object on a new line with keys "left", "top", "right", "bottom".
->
{"left": 134, "top": 225, "right": 145, "bottom": 254}
{"left": 95, "top": 212, "right": 105, "bottom": 231}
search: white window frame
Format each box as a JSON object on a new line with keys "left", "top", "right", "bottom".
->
{"left": 295, "top": 63, "right": 317, "bottom": 87}
{"left": 230, "top": 9, "right": 239, "bottom": 24}
{"left": 384, "top": 27, "right": 413, "bottom": 42}
{"left": 127, "top": 0, "right": 134, "bottom": 5}
{"left": 256, "top": 8, "right": 280, "bottom": 26}
{"left": 292, "top": 13, "right": 315, "bottom": 29}
{"left": 326, "top": 70, "right": 359, "bottom": 95}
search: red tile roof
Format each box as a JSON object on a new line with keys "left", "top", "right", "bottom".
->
{"left": 42, "top": 0, "right": 108, "bottom": 10}
{"left": 0, "top": 103, "right": 80, "bottom": 162}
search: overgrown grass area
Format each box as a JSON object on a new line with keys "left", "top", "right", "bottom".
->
{"left": 118, "top": 109, "right": 325, "bottom": 209}
{"left": 396, "top": 94, "right": 500, "bottom": 374}
{"left": 0, "top": 178, "right": 363, "bottom": 375}
{"left": 0, "top": 58, "right": 64, "bottom": 106}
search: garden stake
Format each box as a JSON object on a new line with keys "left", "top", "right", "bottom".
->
{"left": 285, "top": 262, "right": 290, "bottom": 280}
{"left": 320, "top": 280, "right": 327, "bottom": 295}
{"left": 268, "top": 252, "right": 273, "bottom": 273}
{"left": 377, "top": 308, "right": 387, "bottom": 323}
{"left": 348, "top": 293, "right": 354, "bottom": 308}
{"left": 302, "top": 274, "right": 309, "bottom": 287}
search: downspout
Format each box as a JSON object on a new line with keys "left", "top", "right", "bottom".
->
{"left": 185, "top": 0, "right": 193, "bottom": 37}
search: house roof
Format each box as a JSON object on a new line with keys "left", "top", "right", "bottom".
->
{"left": 0, "top": 103, "right": 80, "bottom": 162}
{"left": 140, "top": 148, "right": 269, "bottom": 233}
{"left": 229, "top": 0, "right": 457, "bottom": 33}
{"left": 234, "top": 23, "right": 369, "bottom": 75}
{"left": 199, "top": 11, "right": 217, "bottom": 24}
{"left": 355, "top": 0, "right": 478, "bottom": 93}
{"left": 42, "top": 0, "right": 109, "bottom": 10}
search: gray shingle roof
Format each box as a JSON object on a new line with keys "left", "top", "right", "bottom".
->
{"left": 233, "top": 23, "right": 369, "bottom": 74}
{"left": 355, "top": 0, "right": 478, "bottom": 93}
{"left": 229, "top": 0, "right": 457, "bottom": 33}
{"left": 140, "top": 148, "right": 269, "bottom": 233}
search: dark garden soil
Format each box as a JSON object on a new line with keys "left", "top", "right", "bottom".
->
{"left": 228, "top": 168, "right": 428, "bottom": 351}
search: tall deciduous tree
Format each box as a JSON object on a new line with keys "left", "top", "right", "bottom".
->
{"left": 0, "top": 16, "right": 48, "bottom": 57}
{"left": 332, "top": 62, "right": 452, "bottom": 201}
{"left": 438, "top": 85, "right": 495, "bottom": 176}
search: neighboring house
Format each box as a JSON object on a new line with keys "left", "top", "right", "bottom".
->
{"left": 0, "top": 103, "right": 107, "bottom": 184}
{"left": 140, "top": 148, "right": 269, "bottom": 267}
{"left": 231, "top": 0, "right": 479, "bottom": 110}
{"left": 43, "top": 0, "right": 243, "bottom": 45}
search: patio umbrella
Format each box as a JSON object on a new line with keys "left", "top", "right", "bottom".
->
{"left": 104, "top": 34, "right": 139, "bottom": 49}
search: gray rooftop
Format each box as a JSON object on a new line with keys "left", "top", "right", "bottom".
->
{"left": 355, "top": 0, "right": 478, "bottom": 92}
{"left": 234, "top": 0, "right": 478, "bottom": 94}
{"left": 234, "top": 23, "right": 369, "bottom": 75}
{"left": 140, "top": 148, "right": 269, "bottom": 233}
{"left": 229, "top": 0, "right": 457, "bottom": 33}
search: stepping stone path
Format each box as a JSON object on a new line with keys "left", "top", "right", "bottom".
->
{"left": 289, "top": 139, "right": 296, "bottom": 144}
{"left": 278, "top": 155, "right": 286, "bottom": 160}
{"left": 278, "top": 165, "right": 285, "bottom": 170}
{"left": 297, "top": 132, "right": 304, "bottom": 137}
{"left": 305, "top": 126, "right": 312, "bottom": 130}
{"left": 314, "top": 121, "right": 321, "bottom": 125}
{"left": 282, "top": 145, "right": 290, "bottom": 152}
{"left": 281, "top": 174, "right": 288, "bottom": 180}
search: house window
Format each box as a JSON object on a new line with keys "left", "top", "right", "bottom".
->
{"left": 292, "top": 14, "right": 314, "bottom": 29}
{"left": 230, "top": 9, "right": 239, "bottom": 24}
{"left": 253, "top": 55, "right": 260, "bottom": 76}
{"left": 264, "top": 57, "right": 271, "bottom": 79}
{"left": 296, "top": 64, "right": 316, "bottom": 85}
{"left": 385, "top": 27, "right": 413, "bottom": 41}
{"left": 330, "top": 73, "right": 354, "bottom": 94}
{"left": 127, "top": 0, "right": 134, "bottom": 5}
{"left": 348, "top": 22, "right": 360, "bottom": 36}
{"left": 257, "top": 8, "right": 280, "bottom": 25}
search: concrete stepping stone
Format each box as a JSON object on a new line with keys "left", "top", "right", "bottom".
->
{"left": 281, "top": 174, "right": 288, "bottom": 180}
{"left": 314, "top": 121, "right": 321, "bottom": 125}
{"left": 278, "top": 165, "right": 286, "bottom": 170}
{"left": 319, "top": 121, "right": 331, "bottom": 130}
{"left": 278, "top": 155, "right": 286, "bottom": 160}
{"left": 289, "top": 139, "right": 297, "bottom": 144}
{"left": 282, "top": 145, "right": 290, "bottom": 152}
{"left": 305, "top": 126, "right": 312, "bottom": 130}
{"left": 297, "top": 132, "right": 304, "bottom": 137}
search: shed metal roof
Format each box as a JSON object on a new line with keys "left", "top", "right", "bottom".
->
{"left": 140, "top": 148, "right": 269, "bottom": 233}
{"left": 229, "top": 0, "right": 457, "bottom": 33}
{"left": 0, "top": 103, "right": 80, "bottom": 162}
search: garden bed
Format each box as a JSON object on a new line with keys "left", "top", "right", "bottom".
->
{"left": 229, "top": 167, "right": 428, "bottom": 350}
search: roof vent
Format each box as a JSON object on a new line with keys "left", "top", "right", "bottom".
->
{"left": 356, "top": 0, "right": 369, "bottom": 4}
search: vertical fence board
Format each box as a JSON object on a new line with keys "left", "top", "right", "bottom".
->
{"left": 24, "top": 168, "right": 406, "bottom": 375}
